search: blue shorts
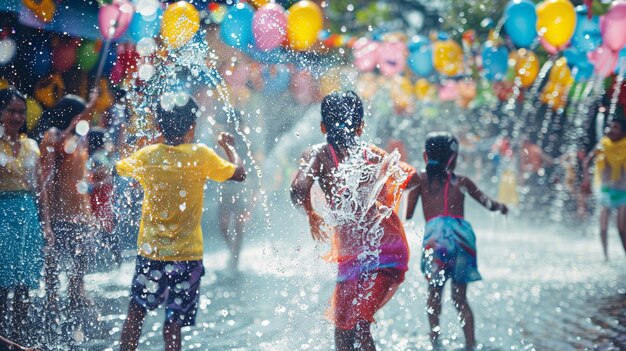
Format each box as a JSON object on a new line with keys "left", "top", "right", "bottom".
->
{"left": 599, "top": 186, "right": 626, "bottom": 209}
{"left": 130, "top": 255, "right": 205, "bottom": 327}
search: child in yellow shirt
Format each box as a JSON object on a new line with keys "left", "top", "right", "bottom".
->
{"left": 117, "top": 94, "right": 246, "bottom": 351}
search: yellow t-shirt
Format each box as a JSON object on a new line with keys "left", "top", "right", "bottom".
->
{"left": 0, "top": 135, "right": 40, "bottom": 192}
{"left": 116, "top": 143, "right": 236, "bottom": 261}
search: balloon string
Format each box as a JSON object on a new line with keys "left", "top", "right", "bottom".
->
{"left": 94, "top": 11, "right": 122, "bottom": 86}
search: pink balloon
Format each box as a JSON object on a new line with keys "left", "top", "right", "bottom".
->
{"left": 98, "top": 0, "right": 134, "bottom": 40}
{"left": 252, "top": 3, "right": 287, "bottom": 51}
{"left": 378, "top": 41, "right": 407, "bottom": 76}
{"left": 110, "top": 62, "right": 124, "bottom": 84}
{"left": 52, "top": 43, "right": 77, "bottom": 73}
{"left": 600, "top": 2, "right": 626, "bottom": 51}
{"left": 352, "top": 38, "right": 380, "bottom": 72}
{"left": 588, "top": 45, "right": 618, "bottom": 78}
{"left": 539, "top": 37, "right": 569, "bottom": 55}
{"left": 438, "top": 81, "right": 459, "bottom": 102}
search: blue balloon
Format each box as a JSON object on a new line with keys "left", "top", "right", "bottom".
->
{"left": 220, "top": 3, "right": 255, "bottom": 49}
{"left": 262, "top": 65, "right": 291, "bottom": 94}
{"left": 482, "top": 43, "right": 509, "bottom": 81}
{"left": 571, "top": 6, "right": 602, "bottom": 52}
{"left": 129, "top": 9, "right": 162, "bottom": 43}
{"left": 503, "top": 0, "right": 537, "bottom": 48}
{"left": 407, "top": 46, "right": 433, "bottom": 76}
{"left": 408, "top": 36, "right": 429, "bottom": 52}
{"left": 616, "top": 47, "right": 626, "bottom": 75}
{"left": 564, "top": 48, "right": 593, "bottom": 82}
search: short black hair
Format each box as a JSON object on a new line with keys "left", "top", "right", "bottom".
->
{"left": 611, "top": 117, "right": 626, "bottom": 132}
{"left": 321, "top": 90, "right": 364, "bottom": 150}
{"left": 35, "top": 94, "right": 87, "bottom": 140}
{"left": 155, "top": 94, "right": 199, "bottom": 140}
{"left": 0, "top": 88, "right": 27, "bottom": 134}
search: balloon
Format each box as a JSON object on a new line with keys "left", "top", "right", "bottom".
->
{"left": 438, "top": 81, "right": 459, "bottom": 102}
{"left": 481, "top": 42, "right": 509, "bottom": 81}
{"left": 161, "top": 1, "right": 200, "bottom": 49}
{"left": 286, "top": 1, "right": 323, "bottom": 51}
{"left": 408, "top": 44, "right": 433, "bottom": 76}
{"left": 414, "top": 79, "right": 433, "bottom": 100}
{"left": 536, "top": 0, "right": 576, "bottom": 49}
{"left": 262, "top": 65, "right": 291, "bottom": 94}
{"left": 25, "top": 98, "right": 42, "bottom": 132}
{"left": 51, "top": 42, "right": 77, "bottom": 73}
{"left": 539, "top": 37, "right": 561, "bottom": 55}
{"left": 76, "top": 41, "right": 99, "bottom": 71}
{"left": 249, "top": 0, "right": 270, "bottom": 8}
{"left": 23, "top": 0, "right": 56, "bottom": 23}
{"left": 0, "top": 38, "right": 16, "bottom": 65}
{"left": 549, "top": 57, "right": 573, "bottom": 85}
{"left": 98, "top": 0, "right": 134, "bottom": 40}
{"left": 135, "top": 0, "right": 160, "bottom": 17}
{"left": 34, "top": 73, "right": 64, "bottom": 108}
{"left": 129, "top": 7, "right": 163, "bottom": 42}
{"left": 503, "top": 0, "right": 537, "bottom": 48}
{"left": 352, "top": 38, "right": 380, "bottom": 72}
{"left": 600, "top": 2, "right": 626, "bottom": 51}
{"left": 253, "top": 3, "right": 287, "bottom": 51}
{"left": 571, "top": 6, "right": 602, "bottom": 52}
{"left": 564, "top": 47, "right": 594, "bottom": 81}
{"left": 408, "top": 36, "right": 429, "bottom": 52}
{"left": 514, "top": 49, "right": 539, "bottom": 87}
{"left": 617, "top": 47, "right": 626, "bottom": 75}
{"left": 220, "top": 3, "right": 255, "bottom": 49}
{"left": 540, "top": 80, "right": 567, "bottom": 110}
{"left": 433, "top": 40, "right": 464, "bottom": 76}
{"left": 588, "top": 44, "right": 618, "bottom": 78}
{"left": 378, "top": 41, "right": 407, "bottom": 76}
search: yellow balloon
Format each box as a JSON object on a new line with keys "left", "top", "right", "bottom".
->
{"left": 0, "top": 78, "right": 8, "bottom": 90}
{"left": 25, "top": 98, "right": 42, "bottom": 132}
{"left": 432, "top": 40, "right": 464, "bottom": 76}
{"left": 514, "top": 49, "right": 539, "bottom": 88}
{"left": 161, "top": 1, "right": 200, "bottom": 49}
{"left": 549, "top": 57, "right": 573, "bottom": 85}
{"left": 414, "top": 78, "right": 432, "bottom": 100}
{"left": 287, "top": 1, "right": 323, "bottom": 51}
{"left": 536, "top": 0, "right": 576, "bottom": 48}
{"left": 540, "top": 81, "right": 567, "bottom": 110}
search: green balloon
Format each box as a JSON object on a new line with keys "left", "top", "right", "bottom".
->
{"left": 77, "top": 42, "right": 99, "bottom": 71}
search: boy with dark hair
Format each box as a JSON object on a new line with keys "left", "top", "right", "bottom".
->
{"left": 583, "top": 118, "right": 626, "bottom": 260}
{"left": 118, "top": 94, "right": 246, "bottom": 351}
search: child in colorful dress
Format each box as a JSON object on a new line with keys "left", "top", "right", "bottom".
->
{"left": 405, "top": 132, "right": 508, "bottom": 350}
{"left": 117, "top": 94, "right": 246, "bottom": 351}
{"left": 291, "top": 91, "right": 415, "bottom": 351}
{"left": 583, "top": 118, "right": 626, "bottom": 260}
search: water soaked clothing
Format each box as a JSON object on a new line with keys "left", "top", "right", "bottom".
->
{"left": 130, "top": 255, "right": 204, "bottom": 327}
{"left": 420, "top": 175, "right": 481, "bottom": 286}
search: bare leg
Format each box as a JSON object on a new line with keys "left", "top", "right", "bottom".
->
{"left": 427, "top": 284, "right": 444, "bottom": 345}
{"left": 452, "top": 283, "right": 475, "bottom": 350}
{"left": 218, "top": 207, "right": 233, "bottom": 253}
{"left": 354, "top": 321, "right": 376, "bottom": 351}
{"left": 231, "top": 213, "right": 247, "bottom": 270}
{"left": 617, "top": 206, "right": 626, "bottom": 255}
{"left": 600, "top": 207, "right": 610, "bottom": 261}
{"left": 163, "top": 321, "right": 182, "bottom": 351}
{"left": 68, "top": 253, "right": 90, "bottom": 308}
{"left": 120, "top": 300, "right": 147, "bottom": 351}
{"left": 0, "top": 288, "right": 9, "bottom": 335}
{"left": 12, "top": 286, "right": 29, "bottom": 341}
{"left": 335, "top": 327, "right": 354, "bottom": 351}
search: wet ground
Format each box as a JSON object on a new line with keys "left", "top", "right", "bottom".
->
{"left": 13, "top": 212, "right": 626, "bottom": 350}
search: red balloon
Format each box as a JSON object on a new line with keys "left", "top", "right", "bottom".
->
{"left": 52, "top": 43, "right": 77, "bottom": 73}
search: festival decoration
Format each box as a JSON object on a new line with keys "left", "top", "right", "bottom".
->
{"left": 252, "top": 3, "right": 287, "bottom": 51}
{"left": 161, "top": 1, "right": 200, "bottom": 49}
{"left": 433, "top": 39, "right": 464, "bottom": 76}
{"left": 571, "top": 5, "right": 602, "bottom": 52}
{"left": 536, "top": 0, "right": 576, "bottom": 49}
{"left": 23, "top": 0, "right": 56, "bottom": 23}
{"left": 0, "top": 38, "right": 16, "bottom": 65}
{"left": 564, "top": 47, "right": 594, "bottom": 81}
{"left": 129, "top": 7, "right": 163, "bottom": 42}
{"left": 221, "top": 3, "right": 255, "bottom": 49}
{"left": 51, "top": 42, "right": 78, "bottom": 73}
{"left": 540, "top": 57, "right": 573, "bottom": 111}
{"left": 407, "top": 37, "right": 433, "bottom": 76}
{"left": 352, "top": 38, "right": 380, "bottom": 72}
{"left": 378, "top": 40, "right": 407, "bottom": 76}
{"left": 76, "top": 41, "right": 99, "bottom": 71}
{"left": 503, "top": 0, "right": 537, "bottom": 48}
{"left": 98, "top": 0, "right": 134, "bottom": 40}
{"left": 286, "top": 1, "right": 323, "bottom": 51}
{"left": 600, "top": 1, "right": 626, "bottom": 52}
{"left": 588, "top": 44, "right": 618, "bottom": 77}
{"left": 481, "top": 42, "right": 508, "bottom": 81}
{"left": 414, "top": 78, "right": 433, "bottom": 100}
{"left": 34, "top": 73, "right": 65, "bottom": 108}
{"left": 514, "top": 49, "right": 539, "bottom": 87}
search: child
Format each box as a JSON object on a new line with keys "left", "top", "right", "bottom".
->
{"left": 117, "top": 94, "right": 246, "bottom": 351}
{"left": 291, "top": 91, "right": 415, "bottom": 351}
{"left": 405, "top": 132, "right": 508, "bottom": 350}
{"left": 583, "top": 118, "right": 626, "bottom": 260}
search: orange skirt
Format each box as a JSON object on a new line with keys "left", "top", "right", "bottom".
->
{"left": 327, "top": 268, "right": 405, "bottom": 330}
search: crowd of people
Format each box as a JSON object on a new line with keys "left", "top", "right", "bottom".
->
{"left": 1, "top": 83, "right": 625, "bottom": 350}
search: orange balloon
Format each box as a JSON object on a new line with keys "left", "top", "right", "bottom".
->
{"left": 549, "top": 57, "right": 573, "bottom": 85}
{"left": 514, "top": 49, "right": 539, "bottom": 88}
{"left": 433, "top": 40, "right": 464, "bottom": 76}
{"left": 414, "top": 78, "right": 432, "bottom": 100}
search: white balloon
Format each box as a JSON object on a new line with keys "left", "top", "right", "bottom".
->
{"left": 75, "top": 120, "right": 90, "bottom": 136}
{"left": 0, "top": 39, "right": 17, "bottom": 65}
{"left": 136, "top": 0, "right": 159, "bottom": 17}
{"left": 136, "top": 37, "right": 156, "bottom": 57}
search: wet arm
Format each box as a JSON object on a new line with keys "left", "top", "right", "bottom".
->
{"left": 462, "top": 176, "right": 507, "bottom": 214}
{"left": 290, "top": 148, "right": 319, "bottom": 215}
{"left": 61, "top": 89, "right": 99, "bottom": 138}
{"left": 218, "top": 132, "right": 246, "bottom": 182}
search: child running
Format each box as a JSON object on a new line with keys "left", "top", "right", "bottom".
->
{"left": 117, "top": 94, "right": 246, "bottom": 351}
{"left": 405, "top": 132, "right": 508, "bottom": 350}
{"left": 291, "top": 91, "right": 415, "bottom": 351}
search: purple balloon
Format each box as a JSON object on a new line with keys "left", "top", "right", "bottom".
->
{"left": 252, "top": 3, "right": 287, "bottom": 51}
